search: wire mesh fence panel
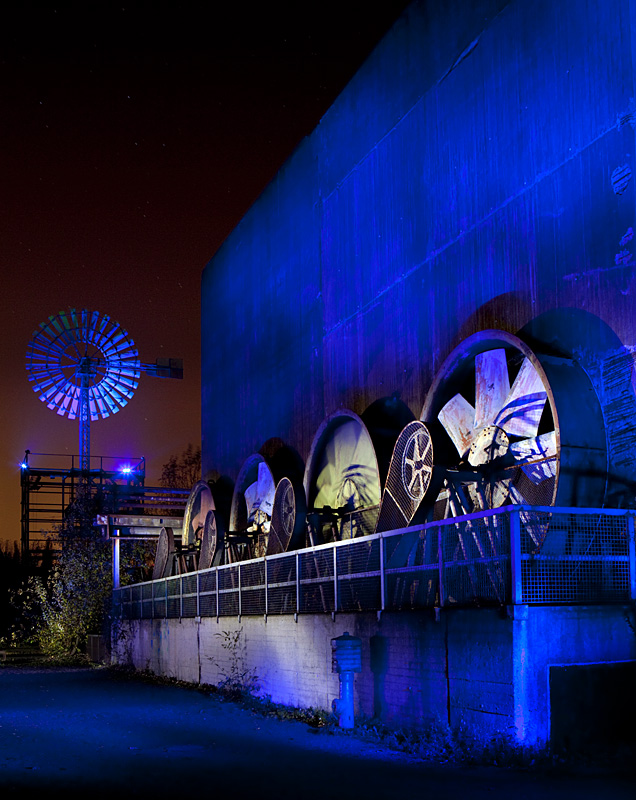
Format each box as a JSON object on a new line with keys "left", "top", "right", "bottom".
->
{"left": 240, "top": 562, "right": 266, "bottom": 615}
{"left": 167, "top": 576, "right": 181, "bottom": 619}
{"left": 338, "top": 506, "right": 380, "bottom": 540}
{"left": 218, "top": 565, "right": 239, "bottom": 616}
{"left": 140, "top": 583, "right": 153, "bottom": 619}
{"left": 198, "top": 569, "right": 217, "bottom": 617}
{"left": 337, "top": 538, "right": 381, "bottom": 611}
{"left": 385, "top": 527, "right": 439, "bottom": 610}
{"left": 265, "top": 555, "right": 297, "bottom": 614}
{"left": 299, "top": 548, "right": 335, "bottom": 613}
{"left": 180, "top": 574, "right": 198, "bottom": 618}
{"left": 153, "top": 580, "right": 167, "bottom": 619}
{"left": 441, "top": 515, "right": 510, "bottom": 606}
{"left": 521, "top": 511, "right": 631, "bottom": 603}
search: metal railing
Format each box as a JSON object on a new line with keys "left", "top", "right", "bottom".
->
{"left": 112, "top": 505, "right": 636, "bottom": 620}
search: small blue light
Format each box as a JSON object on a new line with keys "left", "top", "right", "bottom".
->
{"left": 120, "top": 465, "right": 133, "bottom": 475}
{"left": 20, "top": 462, "right": 28, "bottom": 469}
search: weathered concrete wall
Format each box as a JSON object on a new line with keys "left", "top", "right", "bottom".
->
{"left": 112, "top": 604, "right": 636, "bottom": 746}
{"left": 112, "top": 609, "right": 510, "bottom": 735}
{"left": 201, "top": 0, "right": 636, "bottom": 501}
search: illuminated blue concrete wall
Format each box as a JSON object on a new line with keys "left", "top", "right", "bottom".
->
{"left": 201, "top": 0, "right": 636, "bottom": 497}
{"left": 113, "top": 605, "right": 635, "bottom": 746}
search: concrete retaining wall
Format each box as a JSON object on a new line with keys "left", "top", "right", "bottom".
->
{"left": 111, "top": 603, "right": 636, "bottom": 747}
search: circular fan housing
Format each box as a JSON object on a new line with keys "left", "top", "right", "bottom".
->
{"left": 420, "top": 330, "right": 607, "bottom": 513}
{"left": 267, "top": 477, "right": 307, "bottom": 555}
{"left": 230, "top": 454, "right": 276, "bottom": 536}
{"left": 26, "top": 308, "right": 140, "bottom": 420}
{"left": 152, "top": 527, "right": 176, "bottom": 580}
{"left": 375, "top": 420, "right": 434, "bottom": 533}
{"left": 182, "top": 481, "right": 215, "bottom": 547}
{"left": 303, "top": 409, "right": 381, "bottom": 540}
{"left": 198, "top": 510, "right": 224, "bottom": 570}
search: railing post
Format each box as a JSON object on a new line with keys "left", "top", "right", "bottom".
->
{"left": 628, "top": 513, "right": 636, "bottom": 601}
{"left": 264, "top": 557, "right": 268, "bottom": 618}
{"left": 216, "top": 567, "right": 220, "bottom": 620}
{"left": 379, "top": 535, "right": 385, "bottom": 612}
{"left": 238, "top": 563, "right": 242, "bottom": 620}
{"left": 180, "top": 576, "right": 183, "bottom": 619}
{"left": 296, "top": 552, "right": 300, "bottom": 615}
{"left": 196, "top": 572, "right": 200, "bottom": 619}
{"left": 333, "top": 544, "right": 338, "bottom": 612}
{"left": 510, "top": 508, "right": 522, "bottom": 605}
{"left": 438, "top": 525, "right": 444, "bottom": 608}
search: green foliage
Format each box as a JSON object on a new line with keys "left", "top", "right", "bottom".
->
{"left": 159, "top": 444, "right": 201, "bottom": 489}
{"left": 213, "top": 628, "right": 259, "bottom": 699}
{"left": 35, "top": 493, "right": 112, "bottom": 660}
{"left": 1, "top": 575, "right": 45, "bottom": 649}
{"left": 0, "top": 540, "right": 30, "bottom": 644}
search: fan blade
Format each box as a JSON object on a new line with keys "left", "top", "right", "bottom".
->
{"left": 494, "top": 358, "right": 546, "bottom": 438}
{"left": 509, "top": 431, "right": 557, "bottom": 483}
{"left": 256, "top": 462, "right": 276, "bottom": 516}
{"left": 474, "top": 349, "right": 510, "bottom": 430}
{"left": 438, "top": 394, "right": 475, "bottom": 458}
{"left": 243, "top": 480, "right": 259, "bottom": 519}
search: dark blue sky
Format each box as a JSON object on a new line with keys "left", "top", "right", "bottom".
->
{"left": 0, "top": 2, "right": 410, "bottom": 544}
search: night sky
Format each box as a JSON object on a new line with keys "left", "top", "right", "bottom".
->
{"left": 1, "top": 2, "right": 411, "bottom": 546}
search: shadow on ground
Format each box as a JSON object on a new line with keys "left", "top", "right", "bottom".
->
{"left": 0, "top": 667, "right": 634, "bottom": 799}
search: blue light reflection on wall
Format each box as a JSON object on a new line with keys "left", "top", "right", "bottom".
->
{"left": 201, "top": 0, "right": 636, "bottom": 487}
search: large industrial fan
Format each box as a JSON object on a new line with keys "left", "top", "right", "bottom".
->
{"left": 229, "top": 455, "right": 277, "bottom": 559}
{"left": 375, "top": 420, "right": 434, "bottom": 532}
{"left": 152, "top": 527, "right": 177, "bottom": 580}
{"left": 266, "top": 476, "right": 307, "bottom": 555}
{"left": 303, "top": 410, "right": 382, "bottom": 542}
{"left": 26, "top": 308, "right": 182, "bottom": 479}
{"left": 179, "top": 480, "right": 224, "bottom": 571}
{"left": 419, "top": 330, "right": 608, "bottom": 522}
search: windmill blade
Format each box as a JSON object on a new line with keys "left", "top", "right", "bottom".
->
{"left": 474, "top": 349, "right": 510, "bottom": 430}
{"left": 494, "top": 358, "right": 547, "bottom": 438}
{"left": 438, "top": 393, "right": 475, "bottom": 458}
{"left": 509, "top": 431, "right": 557, "bottom": 483}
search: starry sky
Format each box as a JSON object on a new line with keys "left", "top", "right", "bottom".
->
{"left": 1, "top": 2, "right": 411, "bottom": 546}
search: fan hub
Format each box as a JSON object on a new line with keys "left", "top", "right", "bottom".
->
{"left": 467, "top": 425, "right": 509, "bottom": 468}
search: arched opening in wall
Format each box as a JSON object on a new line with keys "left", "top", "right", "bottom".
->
{"left": 420, "top": 329, "right": 608, "bottom": 521}
{"left": 303, "top": 410, "right": 381, "bottom": 544}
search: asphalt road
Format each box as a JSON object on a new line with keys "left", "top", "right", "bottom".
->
{"left": 0, "top": 667, "right": 633, "bottom": 799}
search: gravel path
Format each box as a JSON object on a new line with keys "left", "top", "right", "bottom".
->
{"left": 0, "top": 667, "right": 633, "bottom": 799}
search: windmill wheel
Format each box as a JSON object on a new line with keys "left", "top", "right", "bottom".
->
{"left": 26, "top": 308, "right": 140, "bottom": 419}
{"left": 267, "top": 477, "right": 307, "bottom": 555}
{"left": 153, "top": 527, "right": 176, "bottom": 579}
{"left": 199, "top": 510, "right": 223, "bottom": 570}
{"left": 420, "top": 330, "right": 607, "bottom": 522}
